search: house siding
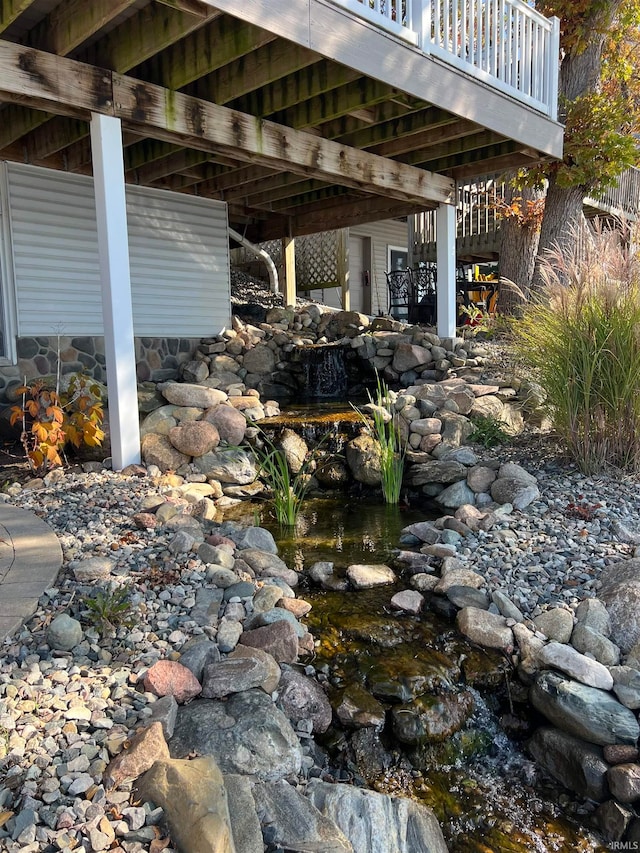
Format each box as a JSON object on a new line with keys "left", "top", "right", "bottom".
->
{"left": 350, "top": 219, "right": 408, "bottom": 315}
{"left": 2, "top": 163, "right": 231, "bottom": 339}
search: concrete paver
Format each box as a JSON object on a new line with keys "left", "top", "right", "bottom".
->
{"left": 0, "top": 501, "right": 63, "bottom": 642}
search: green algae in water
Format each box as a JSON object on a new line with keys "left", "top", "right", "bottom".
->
{"left": 256, "top": 497, "right": 431, "bottom": 573}
{"left": 303, "top": 587, "right": 608, "bottom": 853}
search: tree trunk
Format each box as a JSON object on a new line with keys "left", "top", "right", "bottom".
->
{"left": 497, "top": 181, "right": 543, "bottom": 314}
{"left": 526, "top": 2, "right": 621, "bottom": 296}
{"left": 530, "top": 179, "right": 588, "bottom": 295}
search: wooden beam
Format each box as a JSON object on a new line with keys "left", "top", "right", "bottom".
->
{"left": 0, "top": 4, "right": 220, "bottom": 149}
{"left": 155, "top": 0, "right": 211, "bottom": 17}
{"left": 133, "top": 17, "right": 275, "bottom": 92}
{"left": 451, "top": 150, "right": 544, "bottom": 180}
{"left": 401, "top": 131, "right": 507, "bottom": 168}
{"left": 254, "top": 195, "right": 426, "bottom": 240}
{"left": 267, "top": 79, "right": 401, "bottom": 129}
{"left": 0, "top": 0, "right": 34, "bottom": 34}
{"left": 0, "top": 43, "right": 455, "bottom": 206}
{"left": 27, "top": 0, "right": 140, "bottom": 55}
{"left": 192, "top": 41, "right": 320, "bottom": 105}
{"left": 418, "top": 140, "right": 521, "bottom": 174}
{"left": 368, "top": 119, "right": 481, "bottom": 159}
{"left": 230, "top": 60, "right": 361, "bottom": 118}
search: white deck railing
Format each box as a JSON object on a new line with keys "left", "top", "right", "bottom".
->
{"left": 331, "top": 0, "right": 560, "bottom": 119}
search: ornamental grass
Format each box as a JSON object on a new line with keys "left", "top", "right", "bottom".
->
{"left": 515, "top": 223, "right": 640, "bottom": 473}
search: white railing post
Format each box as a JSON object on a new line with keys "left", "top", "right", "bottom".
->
{"left": 547, "top": 16, "right": 560, "bottom": 121}
{"left": 411, "top": 0, "right": 428, "bottom": 51}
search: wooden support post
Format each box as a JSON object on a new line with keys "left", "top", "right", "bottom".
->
{"left": 436, "top": 202, "right": 456, "bottom": 339}
{"left": 281, "top": 235, "right": 297, "bottom": 307}
{"left": 90, "top": 112, "right": 141, "bottom": 470}
{"left": 337, "top": 228, "right": 350, "bottom": 311}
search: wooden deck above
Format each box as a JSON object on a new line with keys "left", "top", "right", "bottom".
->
{"left": 0, "top": 0, "right": 564, "bottom": 241}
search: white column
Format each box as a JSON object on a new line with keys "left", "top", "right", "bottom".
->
{"left": 90, "top": 113, "right": 141, "bottom": 470}
{"left": 436, "top": 202, "right": 456, "bottom": 340}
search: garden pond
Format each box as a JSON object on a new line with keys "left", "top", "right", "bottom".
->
{"left": 224, "top": 496, "right": 609, "bottom": 852}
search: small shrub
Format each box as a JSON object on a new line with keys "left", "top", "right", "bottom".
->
{"left": 515, "top": 223, "right": 640, "bottom": 473}
{"left": 10, "top": 372, "right": 104, "bottom": 473}
{"left": 84, "top": 584, "right": 135, "bottom": 636}
{"left": 469, "top": 415, "right": 511, "bottom": 448}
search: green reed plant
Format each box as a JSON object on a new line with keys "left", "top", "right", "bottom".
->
{"left": 251, "top": 432, "right": 315, "bottom": 527}
{"left": 353, "top": 373, "right": 406, "bottom": 504}
{"left": 515, "top": 222, "right": 640, "bottom": 473}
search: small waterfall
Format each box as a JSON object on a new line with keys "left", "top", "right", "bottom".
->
{"left": 295, "top": 343, "right": 349, "bottom": 402}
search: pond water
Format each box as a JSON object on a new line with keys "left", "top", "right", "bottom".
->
{"left": 239, "top": 496, "right": 609, "bottom": 853}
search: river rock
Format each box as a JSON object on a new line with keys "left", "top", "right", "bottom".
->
{"left": 390, "top": 590, "right": 424, "bottom": 614}
{"left": 391, "top": 691, "right": 474, "bottom": 744}
{"left": 445, "top": 586, "right": 490, "bottom": 610}
{"left": 140, "top": 403, "right": 178, "bottom": 438}
{"left": 347, "top": 564, "right": 396, "bottom": 588}
{"left": 530, "top": 671, "right": 640, "bottom": 745}
{"left": 253, "top": 584, "right": 284, "bottom": 612}
{"left": 241, "top": 620, "right": 300, "bottom": 663}
{"left": 536, "top": 642, "right": 614, "bottom": 690}
{"left": 401, "top": 520, "right": 440, "bottom": 545}
{"left": 533, "top": 608, "right": 574, "bottom": 643}
{"left": 169, "top": 420, "right": 220, "bottom": 457}
{"left": 345, "top": 434, "right": 382, "bottom": 486}
{"left": 141, "top": 433, "right": 191, "bottom": 470}
{"left": 169, "top": 691, "right": 302, "bottom": 780}
{"left": 435, "top": 480, "right": 476, "bottom": 509}
{"left": 105, "top": 722, "right": 170, "bottom": 789}
{"left": 277, "top": 667, "right": 332, "bottom": 734}
{"left": 275, "top": 429, "right": 308, "bottom": 474}
{"left": 438, "top": 411, "right": 474, "bottom": 446}
{"left": 407, "top": 460, "right": 467, "bottom": 486}
{"left": 571, "top": 624, "right": 620, "bottom": 666}
{"left": 595, "top": 800, "right": 633, "bottom": 843}
{"left": 136, "top": 756, "right": 235, "bottom": 852}
{"left": 235, "top": 526, "right": 279, "bottom": 554}
{"left": 466, "top": 465, "right": 497, "bottom": 493}
{"left": 194, "top": 448, "right": 258, "bottom": 484}
{"left": 456, "top": 607, "right": 514, "bottom": 652}
{"left": 200, "top": 655, "right": 274, "bottom": 698}
{"left": 143, "top": 660, "right": 202, "bottom": 703}
{"left": 608, "top": 763, "right": 640, "bottom": 803}
{"left": 161, "top": 381, "right": 227, "bottom": 408}
{"left": 254, "top": 780, "right": 352, "bottom": 852}
{"left": 335, "top": 684, "right": 387, "bottom": 730}
{"left": 306, "top": 780, "right": 449, "bottom": 853}
{"left": 492, "top": 590, "right": 525, "bottom": 622}
{"left": 229, "top": 644, "right": 281, "bottom": 694}
{"left": 203, "top": 404, "right": 248, "bottom": 445}
{"left": 490, "top": 477, "right": 540, "bottom": 510}
{"left": 610, "top": 666, "right": 640, "bottom": 710}
{"left": 243, "top": 343, "right": 277, "bottom": 375}
{"left": 72, "top": 556, "right": 116, "bottom": 582}
{"left": 598, "top": 559, "right": 640, "bottom": 653}
{"left": 527, "top": 727, "right": 609, "bottom": 801}
{"left": 435, "top": 568, "right": 486, "bottom": 593}
{"left": 225, "top": 775, "right": 264, "bottom": 853}
{"left": 46, "top": 613, "right": 83, "bottom": 651}
{"left": 575, "top": 598, "right": 611, "bottom": 637}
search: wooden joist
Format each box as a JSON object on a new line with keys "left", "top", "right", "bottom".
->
{"left": 0, "top": 2, "right": 218, "bottom": 150}
{"left": 0, "top": 41, "right": 455, "bottom": 207}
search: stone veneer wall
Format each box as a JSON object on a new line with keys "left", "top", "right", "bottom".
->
{"left": 0, "top": 336, "right": 200, "bottom": 403}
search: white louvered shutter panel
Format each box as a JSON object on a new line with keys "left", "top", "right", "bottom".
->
{"left": 5, "top": 163, "right": 231, "bottom": 337}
